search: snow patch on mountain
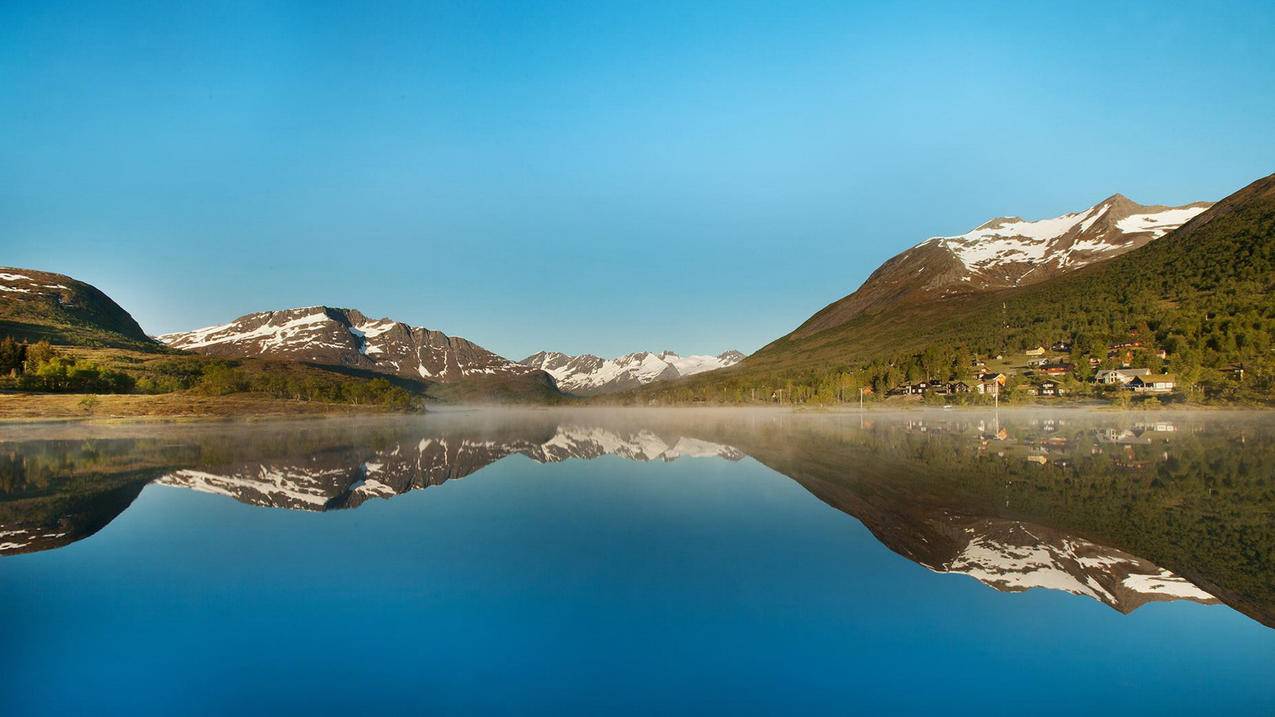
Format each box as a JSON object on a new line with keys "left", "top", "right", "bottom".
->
{"left": 1115, "top": 206, "right": 1209, "bottom": 238}
{"left": 521, "top": 349, "right": 744, "bottom": 395}
{"left": 158, "top": 307, "right": 539, "bottom": 384}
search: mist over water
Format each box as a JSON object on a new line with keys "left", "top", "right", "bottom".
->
{"left": 2, "top": 408, "right": 1274, "bottom": 715}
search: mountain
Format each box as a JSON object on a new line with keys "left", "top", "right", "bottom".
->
{"left": 794, "top": 194, "right": 1211, "bottom": 337}
{"left": 633, "top": 172, "right": 1272, "bottom": 403}
{"left": 0, "top": 267, "right": 157, "bottom": 348}
{"left": 159, "top": 306, "right": 546, "bottom": 385}
{"left": 521, "top": 349, "right": 745, "bottom": 395}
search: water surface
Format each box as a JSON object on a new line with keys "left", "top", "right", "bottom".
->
{"left": 2, "top": 409, "right": 1273, "bottom": 715}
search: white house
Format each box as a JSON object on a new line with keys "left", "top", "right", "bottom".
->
{"left": 1095, "top": 368, "right": 1151, "bottom": 385}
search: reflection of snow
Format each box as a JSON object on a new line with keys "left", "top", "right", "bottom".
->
{"left": 942, "top": 524, "right": 1215, "bottom": 610}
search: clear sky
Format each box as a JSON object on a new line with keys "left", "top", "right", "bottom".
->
{"left": 3, "top": 1, "right": 1274, "bottom": 359}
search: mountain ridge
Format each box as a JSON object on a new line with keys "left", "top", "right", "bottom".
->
{"left": 522, "top": 349, "right": 744, "bottom": 395}
{"left": 159, "top": 306, "right": 546, "bottom": 387}
{"left": 793, "top": 193, "right": 1211, "bottom": 338}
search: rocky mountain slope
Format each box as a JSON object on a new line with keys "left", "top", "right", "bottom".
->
{"left": 0, "top": 267, "right": 157, "bottom": 348}
{"left": 794, "top": 194, "right": 1210, "bottom": 338}
{"left": 160, "top": 306, "right": 543, "bottom": 385}
{"left": 521, "top": 349, "right": 744, "bottom": 395}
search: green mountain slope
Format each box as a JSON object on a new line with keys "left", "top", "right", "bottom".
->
{"left": 630, "top": 172, "right": 1275, "bottom": 404}
{"left": 0, "top": 267, "right": 159, "bottom": 349}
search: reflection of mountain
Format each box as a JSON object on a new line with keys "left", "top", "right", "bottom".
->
{"left": 2, "top": 412, "right": 1270, "bottom": 627}
{"left": 0, "top": 480, "right": 149, "bottom": 556}
{"left": 153, "top": 425, "right": 745, "bottom": 512}
{"left": 930, "top": 518, "right": 1215, "bottom": 613}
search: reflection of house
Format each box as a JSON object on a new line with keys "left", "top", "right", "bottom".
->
{"left": 1130, "top": 375, "right": 1175, "bottom": 393}
{"left": 1096, "top": 368, "right": 1151, "bottom": 385}
{"left": 1036, "top": 380, "right": 1064, "bottom": 397}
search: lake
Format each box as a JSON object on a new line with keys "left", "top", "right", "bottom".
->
{"left": 2, "top": 408, "right": 1273, "bottom": 715}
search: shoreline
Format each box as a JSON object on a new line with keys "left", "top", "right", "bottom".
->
{"left": 2, "top": 393, "right": 1269, "bottom": 428}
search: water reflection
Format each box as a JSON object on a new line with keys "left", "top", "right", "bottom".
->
{"left": 2, "top": 409, "right": 1272, "bottom": 626}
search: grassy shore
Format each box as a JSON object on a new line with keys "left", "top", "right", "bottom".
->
{"left": 0, "top": 391, "right": 420, "bottom": 423}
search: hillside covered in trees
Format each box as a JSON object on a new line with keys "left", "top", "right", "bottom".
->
{"left": 626, "top": 173, "right": 1275, "bottom": 405}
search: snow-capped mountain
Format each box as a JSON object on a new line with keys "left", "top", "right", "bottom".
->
{"left": 520, "top": 349, "right": 745, "bottom": 395}
{"left": 159, "top": 306, "right": 539, "bottom": 383}
{"left": 793, "top": 193, "right": 1211, "bottom": 337}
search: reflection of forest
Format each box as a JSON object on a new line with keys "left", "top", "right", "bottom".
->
{"left": 2, "top": 410, "right": 1271, "bottom": 626}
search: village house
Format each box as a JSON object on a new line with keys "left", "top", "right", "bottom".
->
{"left": 1095, "top": 368, "right": 1151, "bottom": 385}
{"left": 1041, "top": 364, "right": 1072, "bottom": 377}
{"left": 1050, "top": 340, "right": 1072, "bottom": 352}
{"left": 1024, "top": 346, "right": 1046, "bottom": 356}
{"left": 1129, "top": 374, "right": 1176, "bottom": 393}
{"left": 974, "top": 372, "right": 1006, "bottom": 395}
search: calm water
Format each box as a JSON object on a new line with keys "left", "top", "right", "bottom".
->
{"left": 2, "top": 409, "right": 1273, "bottom": 715}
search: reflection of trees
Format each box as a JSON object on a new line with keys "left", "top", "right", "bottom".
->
{"left": 2, "top": 411, "right": 1272, "bottom": 626}
{"left": 702, "top": 414, "right": 1275, "bottom": 627}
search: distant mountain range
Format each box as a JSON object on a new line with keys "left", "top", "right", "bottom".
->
{"left": 521, "top": 349, "right": 744, "bottom": 395}
{"left": 157, "top": 309, "right": 744, "bottom": 397}
{"left": 5, "top": 172, "right": 1271, "bottom": 406}
{"left": 159, "top": 306, "right": 540, "bottom": 383}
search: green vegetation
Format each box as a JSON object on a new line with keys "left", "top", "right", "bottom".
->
{"left": 0, "top": 338, "right": 422, "bottom": 410}
{"left": 626, "top": 175, "right": 1275, "bottom": 406}
{"left": 0, "top": 267, "right": 159, "bottom": 350}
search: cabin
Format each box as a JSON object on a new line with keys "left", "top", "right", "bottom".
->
{"left": 1024, "top": 346, "right": 1046, "bottom": 356}
{"left": 1050, "top": 340, "right": 1072, "bottom": 352}
{"left": 1042, "top": 364, "right": 1072, "bottom": 377}
{"left": 1129, "top": 374, "right": 1176, "bottom": 393}
{"left": 1095, "top": 368, "right": 1150, "bottom": 385}
{"left": 948, "top": 381, "right": 971, "bottom": 394}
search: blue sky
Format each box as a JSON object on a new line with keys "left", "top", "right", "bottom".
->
{"left": 3, "top": 1, "right": 1274, "bottom": 359}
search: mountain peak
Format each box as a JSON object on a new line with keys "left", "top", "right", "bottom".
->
{"left": 159, "top": 306, "right": 538, "bottom": 384}
{"left": 790, "top": 191, "right": 1212, "bottom": 338}
{"left": 521, "top": 348, "right": 744, "bottom": 396}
